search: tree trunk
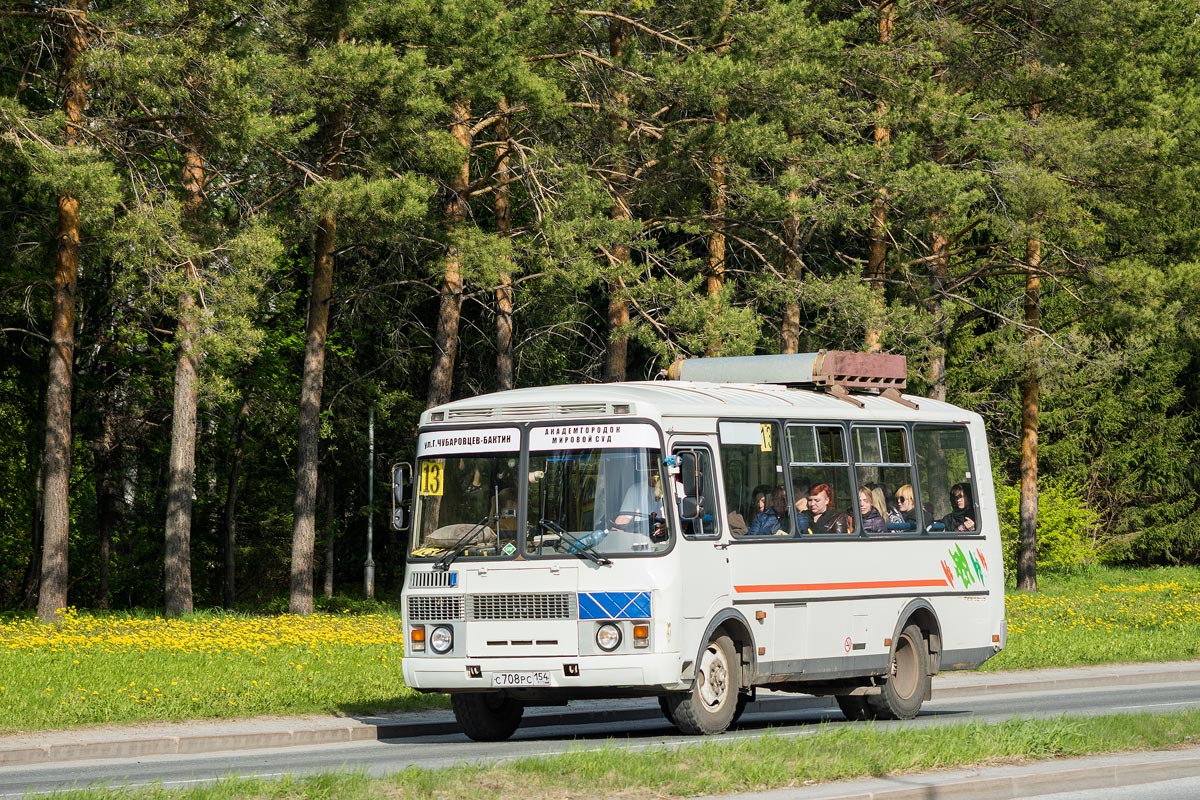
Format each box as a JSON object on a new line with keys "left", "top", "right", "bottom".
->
{"left": 322, "top": 475, "right": 335, "bottom": 598}
{"left": 781, "top": 163, "right": 803, "bottom": 355}
{"left": 704, "top": 107, "right": 728, "bottom": 358}
{"left": 427, "top": 99, "right": 471, "bottom": 408}
{"left": 290, "top": 206, "right": 337, "bottom": 615}
{"left": 37, "top": 0, "right": 88, "bottom": 623}
{"left": 603, "top": 18, "right": 631, "bottom": 381}
{"left": 163, "top": 138, "right": 206, "bottom": 618}
{"left": 781, "top": 127, "right": 806, "bottom": 355}
{"left": 222, "top": 392, "right": 250, "bottom": 608}
{"left": 1018, "top": 84, "right": 1043, "bottom": 591}
{"left": 164, "top": 295, "right": 199, "bottom": 617}
{"left": 495, "top": 98, "right": 515, "bottom": 391}
{"left": 290, "top": 96, "right": 345, "bottom": 614}
{"left": 864, "top": 0, "right": 894, "bottom": 353}
{"left": 1018, "top": 237, "right": 1041, "bottom": 590}
{"left": 927, "top": 216, "right": 949, "bottom": 403}
{"left": 95, "top": 400, "right": 122, "bottom": 610}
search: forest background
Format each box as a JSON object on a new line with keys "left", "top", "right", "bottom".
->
{"left": 2, "top": 0, "right": 1199, "bottom": 618}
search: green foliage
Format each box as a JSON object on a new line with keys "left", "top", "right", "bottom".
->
{"left": 997, "top": 476, "right": 1101, "bottom": 574}
{"left": 4, "top": 0, "right": 1200, "bottom": 611}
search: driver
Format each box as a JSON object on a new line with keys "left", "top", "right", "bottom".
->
{"left": 614, "top": 471, "right": 665, "bottom": 534}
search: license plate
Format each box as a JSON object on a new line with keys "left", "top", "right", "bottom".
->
{"left": 491, "top": 671, "right": 552, "bottom": 687}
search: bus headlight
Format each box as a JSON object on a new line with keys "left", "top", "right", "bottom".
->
{"left": 430, "top": 625, "right": 454, "bottom": 655}
{"left": 596, "top": 623, "right": 622, "bottom": 652}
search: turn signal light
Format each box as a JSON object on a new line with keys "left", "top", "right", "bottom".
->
{"left": 633, "top": 624, "right": 650, "bottom": 648}
{"left": 410, "top": 626, "right": 426, "bottom": 653}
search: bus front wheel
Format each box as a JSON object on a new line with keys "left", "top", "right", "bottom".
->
{"left": 866, "top": 624, "right": 930, "bottom": 720}
{"left": 451, "top": 692, "right": 524, "bottom": 741}
{"left": 664, "top": 633, "right": 740, "bottom": 735}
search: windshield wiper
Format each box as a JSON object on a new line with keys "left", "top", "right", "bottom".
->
{"left": 433, "top": 516, "right": 491, "bottom": 571}
{"left": 539, "top": 519, "right": 611, "bottom": 566}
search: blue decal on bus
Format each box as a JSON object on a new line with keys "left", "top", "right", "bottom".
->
{"left": 579, "top": 591, "right": 651, "bottom": 620}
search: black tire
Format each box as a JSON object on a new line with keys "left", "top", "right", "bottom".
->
{"left": 835, "top": 694, "right": 872, "bottom": 721}
{"left": 865, "top": 624, "right": 930, "bottom": 720}
{"left": 665, "top": 634, "right": 741, "bottom": 735}
{"left": 730, "top": 690, "right": 750, "bottom": 726}
{"left": 658, "top": 694, "right": 674, "bottom": 725}
{"left": 451, "top": 692, "right": 525, "bottom": 741}
{"left": 663, "top": 689, "right": 749, "bottom": 730}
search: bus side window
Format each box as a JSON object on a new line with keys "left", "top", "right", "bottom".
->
{"left": 914, "top": 425, "right": 977, "bottom": 534}
{"left": 852, "top": 426, "right": 917, "bottom": 534}
{"left": 718, "top": 421, "right": 784, "bottom": 538}
{"left": 673, "top": 447, "right": 719, "bottom": 538}
{"left": 787, "top": 424, "right": 852, "bottom": 535}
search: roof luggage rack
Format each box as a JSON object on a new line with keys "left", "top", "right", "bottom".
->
{"left": 665, "top": 350, "right": 915, "bottom": 408}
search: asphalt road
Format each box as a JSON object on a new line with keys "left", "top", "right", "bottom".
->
{"left": 2, "top": 661, "right": 1200, "bottom": 798}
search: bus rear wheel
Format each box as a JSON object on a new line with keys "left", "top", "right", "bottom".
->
{"left": 835, "top": 694, "right": 871, "bottom": 721}
{"left": 660, "top": 689, "right": 748, "bottom": 730}
{"left": 865, "top": 624, "right": 930, "bottom": 720}
{"left": 451, "top": 692, "right": 524, "bottom": 741}
{"left": 664, "top": 634, "right": 740, "bottom": 735}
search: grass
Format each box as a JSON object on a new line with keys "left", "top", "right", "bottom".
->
{"left": 986, "top": 565, "right": 1200, "bottom": 670}
{"left": 1, "top": 566, "right": 1198, "bottom": 733}
{"left": 0, "top": 607, "right": 443, "bottom": 734}
{"left": 38, "top": 710, "right": 1200, "bottom": 799}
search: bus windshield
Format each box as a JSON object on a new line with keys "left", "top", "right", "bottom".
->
{"left": 411, "top": 429, "right": 522, "bottom": 561}
{"left": 525, "top": 423, "right": 671, "bottom": 558}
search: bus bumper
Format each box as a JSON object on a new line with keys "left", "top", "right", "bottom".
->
{"left": 403, "top": 652, "right": 684, "bottom": 692}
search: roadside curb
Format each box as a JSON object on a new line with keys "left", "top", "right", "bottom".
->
{"left": 3, "top": 660, "right": 1199, "bottom": 769}
{"left": 702, "top": 747, "right": 1200, "bottom": 800}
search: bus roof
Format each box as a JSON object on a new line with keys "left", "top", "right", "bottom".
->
{"left": 420, "top": 380, "right": 978, "bottom": 429}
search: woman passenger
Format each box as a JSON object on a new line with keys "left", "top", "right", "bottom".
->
{"left": 858, "top": 486, "right": 887, "bottom": 533}
{"left": 941, "top": 482, "right": 976, "bottom": 531}
{"left": 747, "top": 484, "right": 782, "bottom": 535}
{"left": 807, "top": 483, "right": 852, "bottom": 534}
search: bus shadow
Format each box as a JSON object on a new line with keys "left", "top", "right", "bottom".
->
{"left": 379, "top": 706, "right": 973, "bottom": 748}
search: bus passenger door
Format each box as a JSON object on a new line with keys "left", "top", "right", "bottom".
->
{"left": 672, "top": 444, "right": 732, "bottom": 622}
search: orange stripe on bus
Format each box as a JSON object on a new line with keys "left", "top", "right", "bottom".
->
{"left": 734, "top": 578, "right": 949, "bottom": 593}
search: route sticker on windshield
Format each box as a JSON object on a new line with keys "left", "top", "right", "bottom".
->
{"left": 418, "top": 461, "right": 444, "bottom": 497}
{"left": 418, "top": 427, "right": 520, "bottom": 457}
{"left": 529, "top": 423, "right": 660, "bottom": 451}
{"left": 502, "top": 542, "right": 516, "bottom": 556}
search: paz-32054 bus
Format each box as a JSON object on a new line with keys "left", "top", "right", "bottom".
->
{"left": 393, "top": 351, "right": 1006, "bottom": 740}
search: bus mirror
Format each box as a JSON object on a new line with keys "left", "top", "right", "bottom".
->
{"left": 391, "top": 462, "right": 412, "bottom": 531}
{"left": 678, "top": 451, "right": 699, "bottom": 497}
{"left": 680, "top": 496, "right": 701, "bottom": 520}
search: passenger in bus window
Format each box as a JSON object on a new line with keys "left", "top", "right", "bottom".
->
{"left": 893, "top": 485, "right": 919, "bottom": 530}
{"left": 792, "top": 482, "right": 811, "bottom": 533}
{"left": 806, "top": 483, "right": 851, "bottom": 534}
{"left": 858, "top": 487, "right": 888, "bottom": 533}
{"left": 747, "top": 484, "right": 782, "bottom": 535}
{"left": 771, "top": 484, "right": 790, "bottom": 531}
{"left": 941, "top": 483, "right": 976, "bottom": 531}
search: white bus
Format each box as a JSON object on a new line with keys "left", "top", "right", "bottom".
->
{"left": 394, "top": 351, "right": 1006, "bottom": 741}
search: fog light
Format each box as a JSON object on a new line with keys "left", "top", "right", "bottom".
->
{"left": 596, "top": 623, "right": 622, "bottom": 652}
{"left": 633, "top": 623, "right": 650, "bottom": 648}
{"left": 430, "top": 625, "right": 453, "bottom": 654}
{"left": 410, "top": 625, "right": 426, "bottom": 653}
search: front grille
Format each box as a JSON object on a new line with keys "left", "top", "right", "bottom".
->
{"left": 407, "top": 595, "right": 464, "bottom": 621}
{"left": 409, "top": 571, "right": 457, "bottom": 589}
{"left": 443, "top": 403, "right": 628, "bottom": 420}
{"left": 469, "top": 593, "right": 576, "bottom": 620}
